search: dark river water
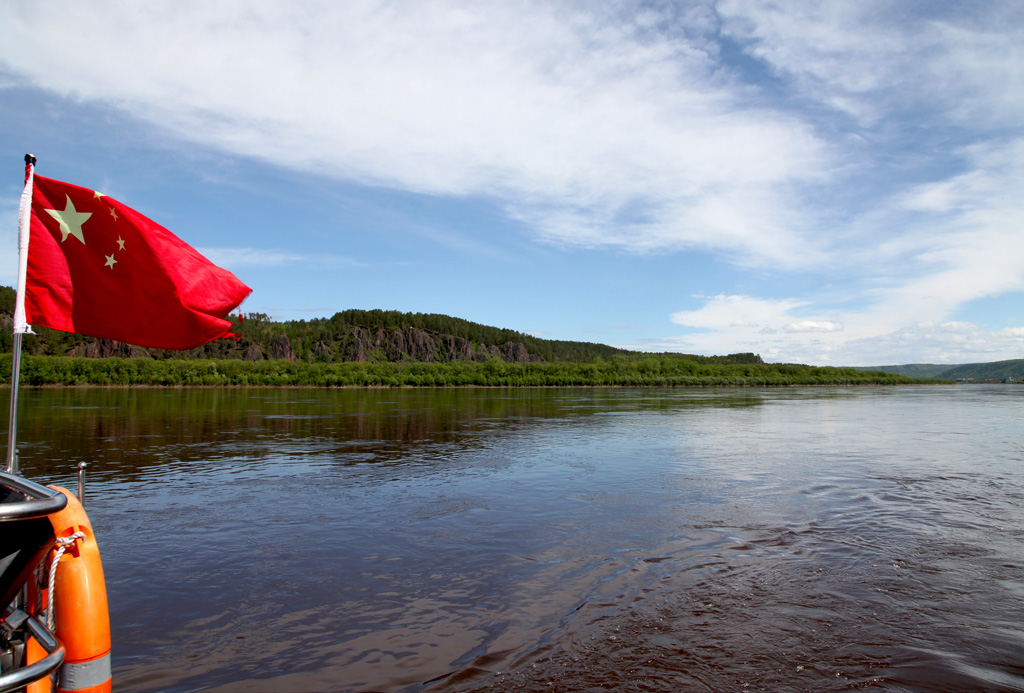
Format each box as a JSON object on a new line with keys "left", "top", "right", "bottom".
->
{"left": 10, "top": 385, "right": 1024, "bottom": 692}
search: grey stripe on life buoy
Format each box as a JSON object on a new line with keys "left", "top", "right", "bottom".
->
{"left": 59, "top": 652, "right": 111, "bottom": 690}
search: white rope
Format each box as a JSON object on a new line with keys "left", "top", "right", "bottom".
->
{"left": 46, "top": 532, "right": 86, "bottom": 633}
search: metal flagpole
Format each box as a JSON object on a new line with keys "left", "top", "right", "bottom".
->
{"left": 6, "top": 334, "right": 22, "bottom": 475}
{"left": 7, "top": 153, "right": 36, "bottom": 474}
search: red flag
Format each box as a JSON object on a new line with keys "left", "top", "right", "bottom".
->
{"left": 20, "top": 174, "right": 251, "bottom": 350}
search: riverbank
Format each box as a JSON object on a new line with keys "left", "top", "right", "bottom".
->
{"left": 0, "top": 354, "right": 948, "bottom": 387}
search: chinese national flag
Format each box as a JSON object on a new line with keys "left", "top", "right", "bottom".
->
{"left": 21, "top": 174, "right": 251, "bottom": 350}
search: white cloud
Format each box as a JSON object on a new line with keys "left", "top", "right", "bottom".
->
{"left": 3, "top": 2, "right": 1015, "bottom": 275}
{"left": 718, "top": 0, "right": 1024, "bottom": 129}
{"left": 671, "top": 294, "right": 810, "bottom": 330}
{"left": 659, "top": 138, "right": 1024, "bottom": 364}
{"left": 782, "top": 320, "right": 842, "bottom": 334}
{"left": 661, "top": 285, "right": 1024, "bottom": 365}
{"left": 841, "top": 322, "right": 1024, "bottom": 365}
{"left": 0, "top": 0, "right": 826, "bottom": 268}
{"left": 858, "top": 139, "right": 1024, "bottom": 330}
{"left": 666, "top": 293, "right": 848, "bottom": 361}
{"left": 710, "top": 2, "right": 1024, "bottom": 344}
{"left": 637, "top": 312, "right": 1024, "bottom": 366}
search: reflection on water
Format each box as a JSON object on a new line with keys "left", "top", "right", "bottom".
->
{"left": 8, "top": 386, "right": 1024, "bottom": 692}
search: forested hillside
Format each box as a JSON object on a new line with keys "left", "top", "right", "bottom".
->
{"left": 849, "top": 364, "right": 952, "bottom": 378}
{"left": 937, "top": 359, "right": 1024, "bottom": 381}
{"left": 852, "top": 360, "right": 1024, "bottom": 381}
{"left": 0, "top": 286, "right": 762, "bottom": 366}
{"left": 0, "top": 287, "right": 952, "bottom": 387}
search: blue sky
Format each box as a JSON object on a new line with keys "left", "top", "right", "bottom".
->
{"left": 1, "top": 0, "right": 1022, "bottom": 366}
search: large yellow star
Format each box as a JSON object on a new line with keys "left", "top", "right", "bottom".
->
{"left": 44, "top": 195, "right": 91, "bottom": 244}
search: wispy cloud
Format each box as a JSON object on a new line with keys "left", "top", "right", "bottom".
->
{"left": 0, "top": 1, "right": 825, "bottom": 267}
{"left": 197, "top": 247, "right": 361, "bottom": 269}
{"left": 635, "top": 318, "right": 1024, "bottom": 366}
{"left": 841, "top": 322, "right": 1024, "bottom": 366}
{"left": 718, "top": 0, "right": 1024, "bottom": 130}
{"left": 650, "top": 1, "right": 1024, "bottom": 363}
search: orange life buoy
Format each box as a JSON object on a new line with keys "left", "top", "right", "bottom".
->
{"left": 24, "top": 635, "right": 52, "bottom": 693}
{"left": 30, "top": 486, "right": 112, "bottom": 693}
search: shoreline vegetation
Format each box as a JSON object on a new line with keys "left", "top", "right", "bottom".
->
{"left": 0, "top": 354, "right": 945, "bottom": 388}
{"left": 0, "top": 287, "right": 950, "bottom": 387}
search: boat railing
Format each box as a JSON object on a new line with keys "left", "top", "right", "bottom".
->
{"left": 0, "top": 608, "right": 65, "bottom": 692}
{"left": 0, "top": 471, "right": 67, "bottom": 521}
{"left": 0, "top": 470, "right": 70, "bottom": 692}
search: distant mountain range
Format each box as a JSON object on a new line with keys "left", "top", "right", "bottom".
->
{"left": 851, "top": 359, "right": 1024, "bottom": 381}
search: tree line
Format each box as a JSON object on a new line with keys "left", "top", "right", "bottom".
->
{"left": 0, "top": 287, "right": 947, "bottom": 387}
{"left": 0, "top": 354, "right": 942, "bottom": 388}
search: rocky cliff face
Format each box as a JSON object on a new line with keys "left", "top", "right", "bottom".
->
{"left": 66, "top": 340, "right": 150, "bottom": 359}
{"left": 331, "top": 326, "right": 540, "bottom": 364}
{"left": 237, "top": 326, "right": 539, "bottom": 363}
{"left": 21, "top": 321, "right": 541, "bottom": 364}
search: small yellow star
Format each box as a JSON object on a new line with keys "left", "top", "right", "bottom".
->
{"left": 93, "top": 191, "right": 105, "bottom": 199}
{"left": 44, "top": 195, "right": 91, "bottom": 244}
{"left": 105, "top": 254, "right": 117, "bottom": 269}
{"left": 109, "top": 206, "right": 118, "bottom": 222}
{"left": 117, "top": 236, "right": 126, "bottom": 251}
